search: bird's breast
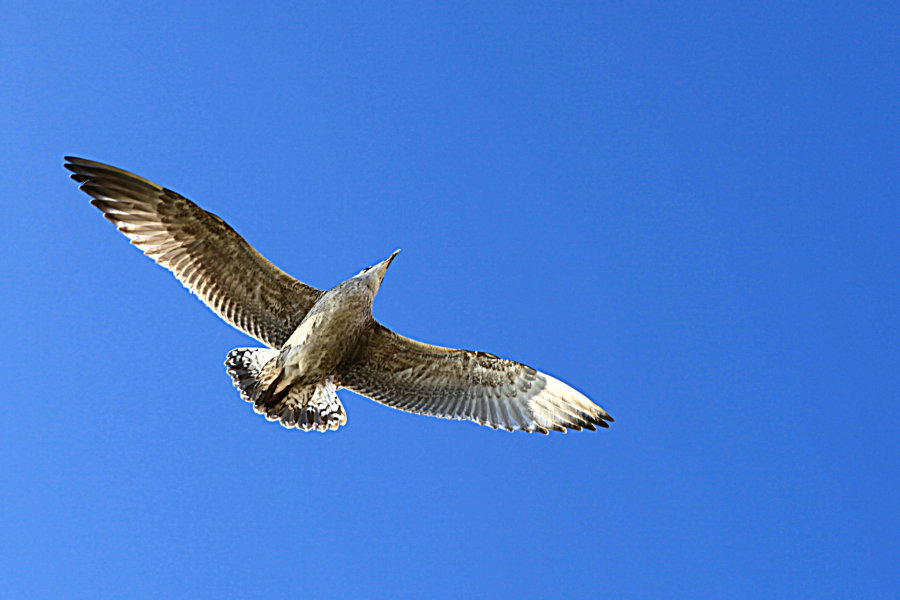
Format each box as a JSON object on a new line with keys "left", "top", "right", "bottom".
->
{"left": 281, "top": 288, "right": 372, "bottom": 382}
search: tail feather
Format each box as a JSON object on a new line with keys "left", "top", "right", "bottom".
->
{"left": 225, "top": 347, "right": 280, "bottom": 402}
{"left": 225, "top": 348, "right": 347, "bottom": 432}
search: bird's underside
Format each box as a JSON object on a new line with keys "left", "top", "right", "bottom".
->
{"left": 65, "top": 156, "right": 614, "bottom": 433}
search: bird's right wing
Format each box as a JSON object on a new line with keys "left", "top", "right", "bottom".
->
{"left": 336, "top": 322, "right": 613, "bottom": 433}
{"left": 65, "top": 157, "right": 323, "bottom": 349}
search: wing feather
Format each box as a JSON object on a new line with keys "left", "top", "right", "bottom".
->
{"left": 337, "top": 322, "right": 613, "bottom": 433}
{"left": 65, "top": 157, "right": 322, "bottom": 348}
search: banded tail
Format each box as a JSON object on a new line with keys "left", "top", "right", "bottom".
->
{"left": 225, "top": 348, "right": 347, "bottom": 432}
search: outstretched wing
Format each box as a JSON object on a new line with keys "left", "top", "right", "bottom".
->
{"left": 337, "top": 322, "right": 613, "bottom": 433}
{"left": 65, "top": 157, "right": 322, "bottom": 349}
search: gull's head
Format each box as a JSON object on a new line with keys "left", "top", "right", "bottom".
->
{"left": 355, "top": 249, "right": 400, "bottom": 292}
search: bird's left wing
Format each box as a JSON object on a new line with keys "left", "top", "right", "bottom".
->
{"left": 65, "top": 157, "right": 323, "bottom": 348}
{"left": 336, "top": 322, "right": 613, "bottom": 433}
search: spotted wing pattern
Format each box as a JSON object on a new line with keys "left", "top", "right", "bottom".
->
{"left": 65, "top": 157, "right": 322, "bottom": 348}
{"left": 337, "top": 322, "right": 613, "bottom": 433}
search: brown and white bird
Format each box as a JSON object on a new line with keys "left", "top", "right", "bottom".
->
{"left": 65, "top": 157, "right": 613, "bottom": 433}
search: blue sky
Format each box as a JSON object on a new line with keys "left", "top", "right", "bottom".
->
{"left": 1, "top": 2, "right": 897, "bottom": 598}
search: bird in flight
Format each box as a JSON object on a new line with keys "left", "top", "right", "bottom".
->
{"left": 65, "top": 157, "right": 613, "bottom": 434}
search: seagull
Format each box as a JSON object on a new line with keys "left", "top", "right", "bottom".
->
{"left": 65, "top": 157, "right": 613, "bottom": 434}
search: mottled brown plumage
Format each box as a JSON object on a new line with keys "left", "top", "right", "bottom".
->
{"left": 65, "top": 156, "right": 613, "bottom": 433}
{"left": 65, "top": 157, "right": 321, "bottom": 348}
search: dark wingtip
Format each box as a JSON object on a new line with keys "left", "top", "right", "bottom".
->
{"left": 64, "top": 156, "right": 92, "bottom": 177}
{"left": 63, "top": 156, "right": 85, "bottom": 169}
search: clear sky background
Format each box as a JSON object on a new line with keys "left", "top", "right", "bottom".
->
{"left": 1, "top": 2, "right": 897, "bottom": 598}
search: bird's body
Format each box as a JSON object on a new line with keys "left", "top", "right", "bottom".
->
{"left": 65, "top": 156, "right": 613, "bottom": 434}
{"left": 281, "top": 264, "right": 389, "bottom": 383}
{"left": 230, "top": 253, "right": 398, "bottom": 430}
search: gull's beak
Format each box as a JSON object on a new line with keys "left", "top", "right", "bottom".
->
{"left": 383, "top": 248, "right": 401, "bottom": 269}
{"left": 370, "top": 249, "right": 401, "bottom": 287}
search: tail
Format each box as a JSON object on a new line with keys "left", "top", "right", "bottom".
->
{"left": 225, "top": 348, "right": 347, "bottom": 432}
